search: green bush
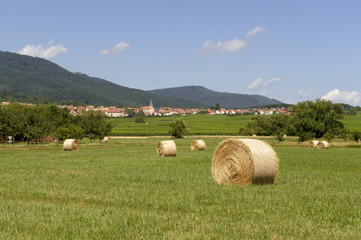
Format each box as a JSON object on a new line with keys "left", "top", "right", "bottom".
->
{"left": 169, "top": 119, "right": 189, "bottom": 138}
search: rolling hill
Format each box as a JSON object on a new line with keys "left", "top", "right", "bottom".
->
{"left": 0, "top": 51, "right": 203, "bottom": 108}
{"left": 149, "top": 86, "right": 282, "bottom": 108}
{"left": 0, "top": 51, "right": 283, "bottom": 108}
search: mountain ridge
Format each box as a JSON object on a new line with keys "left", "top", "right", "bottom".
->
{"left": 0, "top": 51, "right": 204, "bottom": 108}
{"left": 0, "top": 51, "right": 283, "bottom": 108}
{"left": 149, "top": 86, "right": 282, "bottom": 108}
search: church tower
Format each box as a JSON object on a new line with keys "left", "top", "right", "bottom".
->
{"left": 149, "top": 99, "right": 153, "bottom": 107}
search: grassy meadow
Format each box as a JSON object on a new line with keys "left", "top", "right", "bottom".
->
{"left": 108, "top": 113, "right": 361, "bottom": 136}
{"left": 0, "top": 137, "right": 360, "bottom": 239}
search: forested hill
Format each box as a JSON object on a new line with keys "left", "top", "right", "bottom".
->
{"left": 0, "top": 51, "right": 204, "bottom": 108}
{"left": 149, "top": 86, "right": 283, "bottom": 108}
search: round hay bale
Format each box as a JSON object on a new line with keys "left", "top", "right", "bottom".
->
{"left": 101, "top": 136, "right": 109, "bottom": 143}
{"left": 191, "top": 140, "right": 206, "bottom": 150}
{"left": 157, "top": 140, "right": 176, "bottom": 157}
{"left": 317, "top": 141, "right": 329, "bottom": 149}
{"left": 63, "top": 139, "right": 79, "bottom": 151}
{"left": 212, "top": 138, "right": 279, "bottom": 185}
{"left": 309, "top": 140, "right": 319, "bottom": 148}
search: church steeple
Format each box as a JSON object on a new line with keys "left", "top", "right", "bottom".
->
{"left": 149, "top": 99, "right": 153, "bottom": 107}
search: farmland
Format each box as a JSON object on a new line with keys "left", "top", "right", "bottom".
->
{"left": 107, "top": 115, "right": 254, "bottom": 136}
{"left": 0, "top": 137, "right": 360, "bottom": 239}
{"left": 107, "top": 113, "right": 361, "bottom": 136}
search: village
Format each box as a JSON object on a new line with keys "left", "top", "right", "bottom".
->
{"left": 1, "top": 100, "right": 292, "bottom": 117}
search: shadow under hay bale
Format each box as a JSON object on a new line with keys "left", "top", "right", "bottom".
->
{"left": 212, "top": 138, "right": 279, "bottom": 186}
{"left": 63, "top": 139, "right": 79, "bottom": 151}
{"left": 191, "top": 140, "right": 206, "bottom": 150}
{"left": 317, "top": 141, "right": 329, "bottom": 149}
{"left": 157, "top": 140, "right": 176, "bottom": 157}
{"left": 309, "top": 140, "right": 319, "bottom": 148}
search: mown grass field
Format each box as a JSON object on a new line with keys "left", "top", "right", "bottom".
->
{"left": 0, "top": 137, "right": 360, "bottom": 239}
{"left": 107, "top": 113, "right": 361, "bottom": 136}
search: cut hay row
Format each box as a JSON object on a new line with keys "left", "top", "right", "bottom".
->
{"left": 191, "top": 140, "right": 206, "bottom": 150}
{"left": 157, "top": 140, "right": 177, "bottom": 157}
{"left": 212, "top": 138, "right": 279, "bottom": 186}
{"left": 63, "top": 139, "right": 79, "bottom": 151}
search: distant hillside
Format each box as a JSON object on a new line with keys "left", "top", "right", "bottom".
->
{"left": 0, "top": 51, "right": 203, "bottom": 108}
{"left": 149, "top": 86, "right": 283, "bottom": 108}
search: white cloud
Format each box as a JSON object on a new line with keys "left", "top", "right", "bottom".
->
{"left": 100, "top": 42, "right": 130, "bottom": 55}
{"left": 18, "top": 44, "right": 67, "bottom": 59}
{"left": 264, "top": 77, "right": 280, "bottom": 87}
{"left": 297, "top": 88, "right": 316, "bottom": 98}
{"left": 246, "top": 77, "right": 280, "bottom": 92}
{"left": 198, "top": 25, "right": 265, "bottom": 56}
{"left": 246, "top": 26, "right": 266, "bottom": 38}
{"left": 246, "top": 78, "right": 263, "bottom": 90}
{"left": 321, "top": 89, "right": 361, "bottom": 105}
{"left": 198, "top": 39, "right": 247, "bottom": 56}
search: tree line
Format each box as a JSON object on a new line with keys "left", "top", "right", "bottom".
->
{"left": 0, "top": 103, "right": 111, "bottom": 144}
{"left": 239, "top": 99, "right": 359, "bottom": 142}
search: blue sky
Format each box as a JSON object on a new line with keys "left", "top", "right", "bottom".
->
{"left": 1, "top": 0, "right": 361, "bottom": 105}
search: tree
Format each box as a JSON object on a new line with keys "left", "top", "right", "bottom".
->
{"left": 55, "top": 124, "right": 85, "bottom": 141}
{"left": 169, "top": 119, "right": 189, "bottom": 138}
{"left": 98, "top": 122, "right": 112, "bottom": 143}
{"left": 292, "top": 99, "right": 344, "bottom": 142}
{"left": 125, "top": 108, "right": 135, "bottom": 118}
{"left": 135, "top": 110, "right": 145, "bottom": 123}
{"left": 215, "top": 103, "right": 221, "bottom": 110}
{"left": 352, "top": 131, "right": 361, "bottom": 143}
{"left": 1, "top": 103, "right": 28, "bottom": 142}
{"left": 80, "top": 110, "right": 112, "bottom": 143}
{"left": 239, "top": 114, "right": 295, "bottom": 141}
{"left": 80, "top": 110, "right": 104, "bottom": 143}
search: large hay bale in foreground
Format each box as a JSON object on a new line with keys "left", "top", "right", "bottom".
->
{"left": 157, "top": 140, "right": 176, "bottom": 157}
{"left": 212, "top": 139, "right": 279, "bottom": 185}
{"left": 63, "top": 139, "right": 79, "bottom": 151}
{"left": 191, "top": 140, "right": 206, "bottom": 150}
{"left": 309, "top": 140, "right": 319, "bottom": 148}
{"left": 317, "top": 141, "right": 330, "bottom": 149}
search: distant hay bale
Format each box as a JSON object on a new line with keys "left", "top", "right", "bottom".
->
{"left": 157, "top": 140, "right": 176, "bottom": 157}
{"left": 191, "top": 140, "right": 206, "bottom": 150}
{"left": 63, "top": 139, "right": 79, "bottom": 151}
{"left": 212, "top": 139, "right": 279, "bottom": 185}
{"left": 309, "top": 140, "right": 319, "bottom": 148}
{"left": 101, "top": 136, "right": 109, "bottom": 143}
{"left": 317, "top": 141, "right": 330, "bottom": 149}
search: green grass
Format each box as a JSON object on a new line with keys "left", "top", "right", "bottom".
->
{"left": 342, "top": 114, "right": 361, "bottom": 132}
{"left": 108, "top": 115, "right": 254, "bottom": 136}
{"left": 0, "top": 138, "right": 360, "bottom": 239}
{"left": 107, "top": 113, "right": 361, "bottom": 136}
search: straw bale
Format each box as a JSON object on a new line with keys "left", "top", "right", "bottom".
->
{"left": 317, "top": 141, "right": 330, "bottom": 149}
{"left": 191, "top": 140, "right": 206, "bottom": 150}
{"left": 212, "top": 138, "right": 278, "bottom": 185}
{"left": 309, "top": 140, "right": 319, "bottom": 148}
{"left": 157, "top": 140, "right": 176, "bottom": 157}
{"left": 63, "top": 139, "right": 79, "bottom": 151}
{"left": 101, "top": 136, "right": 109, "bottom": 143}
